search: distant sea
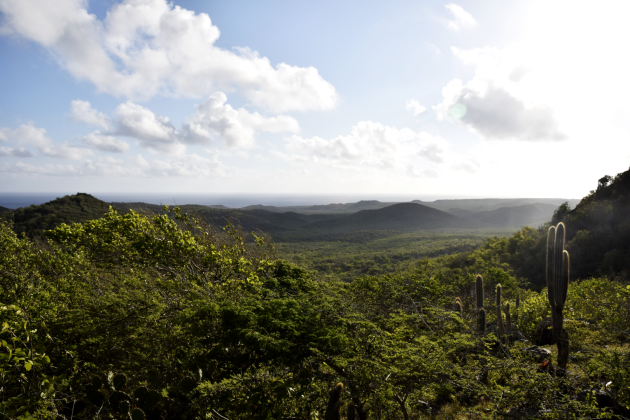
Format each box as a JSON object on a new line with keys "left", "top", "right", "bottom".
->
{"left": 0, "top": 192, "right": 480, "bottom": 210}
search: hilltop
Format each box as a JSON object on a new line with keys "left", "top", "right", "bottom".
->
{"left": 8, "top": 193, "right": 123, "bottom": 238}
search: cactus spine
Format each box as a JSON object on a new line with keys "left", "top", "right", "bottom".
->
{"left": 476, "top": 275, "right": 484, "bottom": 310}
{"left": 546, "top": 222, "right": 570, "bottom": 372}
{"left": 477, "top": 308, "right": 486, "bottom": 333}
{"left": 496, "top": 284, "right": 505, "bottom": 341}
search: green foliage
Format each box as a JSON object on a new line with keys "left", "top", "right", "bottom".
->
{"left": 5, "top": 193, "right": 123, "bottom": 239}
{"left": 2, "top": 193, "right": 630, "bottom": 419}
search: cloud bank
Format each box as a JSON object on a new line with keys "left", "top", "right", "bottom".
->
{"left": 281, "top": 121, "right": 449, "bottom": 176}
{"left": 0, "top": 0, "right": 338, "bottom": 112}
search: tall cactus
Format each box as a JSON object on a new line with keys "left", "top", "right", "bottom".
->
{"left": 324, "top": 383, "right": 344, "bottom": 420}
{"left": 477, "top": 308, "right": 486, "bottom": 333}
{"left": 476, "top": 275, "right": 484, "bottom": 310}
{"left": 476, "top": 275, "right": 485, "bottom": 332}
{"left": 504, "top": 302, "right": 512, "bottom": 335}
{"left": 453, "top": 297, "right": 463, "bottom": 318}
{"left": 546, "top": 222, "right": 570, "bottom": 371}
{"left": 347, "top": 402, "right": 356, "bottom": 420}
{"left": 496, "top": 284, "right": 505, "bottom": 342}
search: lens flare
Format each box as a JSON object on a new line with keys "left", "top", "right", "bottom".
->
{"left": 450, "top": 103, "right": 467, "bottom": 119}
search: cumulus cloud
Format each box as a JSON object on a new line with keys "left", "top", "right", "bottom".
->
{"left": 69, "top": 100, "right": 112, "bottom": 129}
{"left": 0, "top": 147, "right": 33, "bottom": 157}
{"left": 434, "top": 47, "right": 566, "bottom": 141}
{"left": 444, "top": 4, "right": 476, "bottom": 31}
{"left": 283, "top": 121, "right": 449, "bottom": 172}
{"left": 406, "top": 99, "right": 427, "bottom": 116}
{"left": 72, "top": 94, "right": 299, "bottom": 153}
{"left": 0, "top": 123, "right": 93, "bottom": 159}
{"left": 417, "top": 142, "right": 445, "bottom": 163}
{"left": 181, "top": 92, "right": 299, "bottom": 148}
{"left": 82, "top": 131, "right": 130, "bottom": 153}
{"left": 0, "top": 0, "right": 338, "bottom": 112}
{"left": 407, "top": 164, "right": 438, "bottom": 178}
{"left": 113, "top": 101, "right": 183, "bottom": 154}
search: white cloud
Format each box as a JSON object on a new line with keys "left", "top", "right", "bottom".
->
{"left": 71, "top": 94, "right": 299, "bottom": 153}
{"left": 424, "top": 41, "right": 441, "bottom": 56}
{"left": 181, "top": 92, "right": 299, "bottom": 148}
{"left": 0, "top": 123, "right": 93, "bottom": 159}
{"left": 407, "top": 164, "right": 438, "bottom": 178}
{"left": 452, "top": 159, "right": 480, "bottom": 173}
{"left": 434, "top": 47, "right": 566, "bottom": 141}
{"left": 0, "top": 153, "right": 230, "bottom": 178}
{"left": 82, "top": 131, "right": 130, "bottom": 153}
{"left": 0, "top": 147, "right": 33, "bottom": 157}
{"left": 283, "top": 121, "right": 449, "bottom": 172}
{"left": 0, "top": 0, "right": 338, "bottom": 112}
{"left": 444, "top": 4, "right": 476, "bottom": 31}
{"left": 417, "top": 142, "right": 444, "bottom": 163}
{"left": 113, "top": 101, "right": 183, "bottom": 154}
{"left": 69, "top": 100, "right": 111, "bottom": 129}
{"left": 406, "top": 99, "right": 427, "bottom": 116}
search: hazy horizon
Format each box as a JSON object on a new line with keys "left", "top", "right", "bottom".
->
{"left": 0, "top": 192, "right": 581, "bottom": 210}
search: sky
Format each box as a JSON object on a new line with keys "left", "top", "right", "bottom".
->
{"left": 1, "top": 0, "right": 629, "bottom": 200}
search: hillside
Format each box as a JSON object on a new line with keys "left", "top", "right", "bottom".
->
{"left": 440, "top": 166, "right": 630, "bottom": 288}
{"left": 0, "top": 205, "right": 10, "bottom": 213}
{"left": 462, "top": 203, "right": 559, "bottom": 227}
{"left": 9, "top": 193, "right": 123, "bottom": 238}
{"left": 298, "top": 202, "right": 470, "bottom": 232}
{"left": 240, "top": 200, "right": 397, "bottom": 213}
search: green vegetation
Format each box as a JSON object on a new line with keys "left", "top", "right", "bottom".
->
{"left": 2, "top": 193, "right": 123, "bottom": 239}
{"left": 275, "top": 228, "right": 514, "bottom": 281}
{"left": 3, "top": 169, "right": 630, "bottom": 418}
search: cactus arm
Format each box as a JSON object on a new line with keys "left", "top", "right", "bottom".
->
{"left": 478, "top": 308, "right": 486, "bottom": 333}
{"left": 553, "top": 223, "right": 566, "bottom": 307}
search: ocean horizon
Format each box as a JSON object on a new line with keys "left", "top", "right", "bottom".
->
{"left": 0, "top": 192, "right": 495, "bottom": 210}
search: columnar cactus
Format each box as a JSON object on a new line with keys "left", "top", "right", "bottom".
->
{"left": 477, "top": 308, "right": 486, "bottom": 333}
{"left": 504, "top": 302, "right": 512, "bottom": 335}
{"left": 325, "top": 383, "right": 344, "bottom": 420}
{"left": 496, "top": 284, "right": 505, "bottom": 341}
{"left": 476, "top": 275, "right": 484, "bottom": 310}
{"left": 347, "top": 402, "right": 356, "bottom": 420}
{"left": 546, "top": 222, "right": 570, "bottom": 371}
{"left": 453, "top": 297, "right": 463, "bottom": 318}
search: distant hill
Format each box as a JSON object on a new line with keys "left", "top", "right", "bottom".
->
{"left": 0, "top": 205, "right": 10, "bottom": 213}
{"left": 298, "top": 203, "right": 471, "bottom": 233}
{"left": 240, "top": 200, "right": 397, "bottom": 213}
{"left": 9, "top": 193, "right": 122, "bottom": 239}
{"left": 415, "top": 198, "right": 581, "bottom": 215}
{"left": 462, "top": 203, "right": 559, "bottom": 227}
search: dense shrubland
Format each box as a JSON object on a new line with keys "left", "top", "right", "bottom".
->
{"left": 2, "top": 197, "right": 630, "bottom": 420}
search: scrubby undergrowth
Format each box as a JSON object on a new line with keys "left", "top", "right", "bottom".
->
{"left": 1, "top": 205, "right": 630, "bottom": 419}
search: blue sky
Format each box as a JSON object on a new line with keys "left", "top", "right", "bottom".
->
{"left": 1, "top": 0, "right": 629, "bottom": 199}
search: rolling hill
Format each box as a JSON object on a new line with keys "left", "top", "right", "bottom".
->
{"left": 9, "top": 193, "right": 123, "bottom": 238}
{"left": 461, "top": 203, "right": 559, "bottom": 227}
